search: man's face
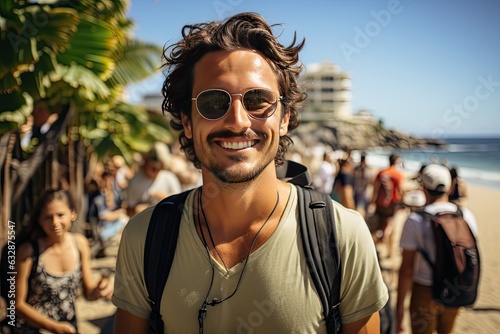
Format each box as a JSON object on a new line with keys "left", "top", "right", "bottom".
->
{"left": 182, "top": 49, "right": 289, "bottom": 184}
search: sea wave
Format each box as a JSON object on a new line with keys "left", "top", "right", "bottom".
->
{"left": 458, "top": 167, "right": 500, "bottom": 188}
{"left": 363, "top": 150, "right": 500, "bottom": 190}
{"left": 446, "top": 144, "right": 498, "bottom": 153}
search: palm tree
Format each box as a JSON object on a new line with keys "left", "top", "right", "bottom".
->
{"left": 0, "top": 0, "right": 171, "bottom": 239}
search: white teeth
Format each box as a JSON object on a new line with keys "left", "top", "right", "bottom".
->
{"left": 221, "top": 141, "right": 254, "bottom": 149}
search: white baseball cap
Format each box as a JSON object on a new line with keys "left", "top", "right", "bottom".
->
{"left": 421, "top": 164, "right": 451, "bottom": 193}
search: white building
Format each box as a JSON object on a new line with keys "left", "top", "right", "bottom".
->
{"left": 300, "top": 61, "right": 352, "bottom": 120}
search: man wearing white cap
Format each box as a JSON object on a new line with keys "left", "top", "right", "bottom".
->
{"left": 395, "top": 164, "right": 478, "bottom": 334}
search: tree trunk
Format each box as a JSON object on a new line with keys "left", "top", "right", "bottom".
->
{"left": 1, "top": 134, "right": 16, "bottom": 247}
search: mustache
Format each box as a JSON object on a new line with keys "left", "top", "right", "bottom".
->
{"left": 207, "top": 129, "right": 265, "bottom": 141}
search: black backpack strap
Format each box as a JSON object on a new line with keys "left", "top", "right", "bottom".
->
{"left": 144, "top": 190, "right": 191, "bottom": 334}
{"left": 276, "top": 160, "right": 312, "bottom": 186}
{"left": 296, "top": 186, "right": 341, "bottom": 334}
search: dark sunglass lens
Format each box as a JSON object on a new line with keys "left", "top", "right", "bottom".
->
{"left": 243, "top": 89, "right": 277, "bottom": 117}
{"left": 197, "top": 90, "right": 230, "bottom": 119}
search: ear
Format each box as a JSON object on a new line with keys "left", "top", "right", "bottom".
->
{"left": 279, "top": 109, "right": 290, "bottom": 136}
{"left": 71, "top": 211, "right": 78, "bottom": 222}
{"left": 182, "top": 113, "right": 193, "bottom": 139}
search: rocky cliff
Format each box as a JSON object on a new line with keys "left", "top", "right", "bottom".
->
{"left": 289, "top": 119, "right": 446, "bottom": 151}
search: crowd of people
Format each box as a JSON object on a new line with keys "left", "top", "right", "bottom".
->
{"left": 310, "top": 146, "right": 476, "bottom": 333}
{"left": 1, "top": 142, "right": 201, "bottom": 333}
{"left": 311, "top": 149, "right": 469, "bottom": 244}
{"left": 82, "top": 142, "right": 201, "bottom": 256}
{"left": 2, "top": 11, "right": 479, "bottom": 334}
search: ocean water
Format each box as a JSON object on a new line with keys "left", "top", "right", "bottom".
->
{"left": 362, "top": 136, "right": 500, "bottom": 189}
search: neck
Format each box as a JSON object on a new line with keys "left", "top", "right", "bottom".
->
{"left": 199, "top": 180, "right": 285, "bottom": 230}
{"left": 43, "top": 232, "right": 68, "bottom": 247}
{"left": 427, "top": 193, "right": 450, "bottom": 204}
{"left": 199, "top": 165, "right": 284, "bottom": 229}
{"left": 196, "top": 186, "right": 282, "bottom": 268}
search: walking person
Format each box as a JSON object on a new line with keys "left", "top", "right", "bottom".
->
{"left": 395, "top": 164, "right": 479, "bottom": 333}
{"left": 331, "top": 157, "right": 356, "bottom": 209}
{"left": 14, "top": 189, "right": 113, "bottom": 333}
{"left": 448, "top": 165, "right": 468, "bottom": 205}
{"left": 112, "top": 12, "right": 388, "bottom": 334}
{"left": 88, "top": 169, "right": 129, "bottom": 257}
{"left": 314, "top": 150, "right": 337, "bottom": 197}
{"left": 353, "top": 154, "right": 374, "bottom": 217}
{"left": 369, "top": 154, "right": 405, "bottom": 248}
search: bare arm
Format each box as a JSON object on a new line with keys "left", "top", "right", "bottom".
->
{"left": 342, "top": 312, "right": 380, "bottom": 334}
{"left": 340, "top": 184, "right": 356, "bottom": 210}
{"left": 396, "top": 249, "right": 416, "bottom": 333}
{"left": 114, "top": 308, "right": 149, "bottom": 334}
{"left": 76, "top": 233, "right": 113, "bottom": 300}
{"left": 100, "top": 207, "right": 127, "bottom": 222}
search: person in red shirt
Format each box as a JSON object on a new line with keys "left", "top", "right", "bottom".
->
{"left": 369, "top": 154, "right": 405, "bottom": 251}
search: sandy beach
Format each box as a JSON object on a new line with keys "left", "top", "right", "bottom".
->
{"left": 75, "top": 182, "right": 500, "bottom": 333}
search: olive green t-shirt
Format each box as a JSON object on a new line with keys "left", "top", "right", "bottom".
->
{"left": 112, "top": 185, "right": 388, "bottom": 333}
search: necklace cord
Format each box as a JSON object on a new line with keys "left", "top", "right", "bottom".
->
{"left": 197, "top": 187, "right": 280, "bottom": 332}
{"left": 200, "top": 194, "right": 228, "bottom": 271}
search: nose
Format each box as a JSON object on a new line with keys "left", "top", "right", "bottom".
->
{"left": 223, "top": 94, "right": 252, "bottom": 129}
{"left": 50, "top": 216, "right": 63, "bottom": 227}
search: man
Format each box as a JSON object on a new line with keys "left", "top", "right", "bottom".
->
{"left": 396, "top": 164, "right": 478, "bottom": 333}
{"left": 353, "top": 154, "right": 374, "bottom": 218}
{"left": 315, "top": 150, "right": 336, "bottom": 197}
{"left": 123, "top": 143, "right": 182, "bottom": 217}
{"left": 112, "top": 12, "right": 388, "bottom": 333}
{"left": 448, "top": 165, "right": 468, "bottom": 205}
{"left": 369, "top": 154, "right": 405, "bottom": 246}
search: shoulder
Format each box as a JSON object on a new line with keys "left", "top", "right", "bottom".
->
{"left": 127, "top": 171, "right": 147, "bottom": 186}
{"left": 330, "top": 200, "right": 372, "bottom": 248}
{"left": 374, "top": 169, "right": 386, "bottom": 180}
{"left": 123, "top": 206, "right": 155, "bottom": 238}
{"left": 115, "top": 207, "right": 156, "bottom": 270}
{"left": 460, "top": 207, "right": 479, "bottom": 237}
{"left": 157, "top": 170, "right": 180, "bottom": 182}
{"left": 16, "top": 241, "right": 36, "bottom": 262}
{"left": 401, "top": 212, "right": 426, "bottom": 234}
{"left": 387, "top": 166, "right": 404, "bottom": 179}
{"left": 72, "top": 232, "right": 90, "bottom": 251}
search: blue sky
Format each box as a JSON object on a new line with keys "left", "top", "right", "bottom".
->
{"left": 125, "top": 0, "right": 500, "bottom": 137}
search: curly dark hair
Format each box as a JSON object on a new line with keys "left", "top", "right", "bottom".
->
{"left": 161, "top": 12, "right": 306, "bottom": 169}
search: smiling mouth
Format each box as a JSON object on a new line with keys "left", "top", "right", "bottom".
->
{"left": 219, "top": 140, "right": 257, "bottom": 150}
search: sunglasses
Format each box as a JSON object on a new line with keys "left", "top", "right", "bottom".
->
{"left": 191, "top": 88, "right": 282, "bottom": 120}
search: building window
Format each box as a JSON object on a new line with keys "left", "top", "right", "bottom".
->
{"left": 321, "top": 76, "right": 334, "bottom": 82}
